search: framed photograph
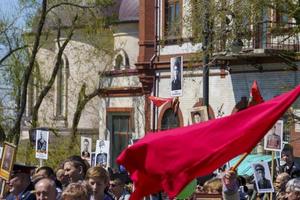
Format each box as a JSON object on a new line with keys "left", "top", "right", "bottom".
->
{"left": 35, "top": 130, "right": 49, "bottom": 160}
{"left": 264, "top": 120, "right": 283, "bottom": 152}
{"left": 252, "top": 162, "right": 274, "bottom": 193}
{"left": 170, "top": 56, "right": 183, "bottom": 97}
{"left": 95, "top": 140, "right": 110, "bottom": 168}
{"left": 190, "top": 106, "right": 209, "bottom": 124}
{"left": 81, "top": 136, "right": 92, "bottom": 163}
{"left": 0, "top": 142, "right": 16, "bottom": 181}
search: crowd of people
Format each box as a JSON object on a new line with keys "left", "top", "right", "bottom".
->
{"left": 2, "top": 144, "right": 300, "bottom": 200}
{"left": 2, "top": 155, "right": 131, "bottom": 200}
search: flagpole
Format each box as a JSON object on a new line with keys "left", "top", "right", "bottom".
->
{"left": 270, "top": 151, "right": 275, "bottom": 200}
{"left": 231, "top": 152, "right": 249, "bottom": 171}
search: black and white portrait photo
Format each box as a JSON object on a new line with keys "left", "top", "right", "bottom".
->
{"left": 95, "top": 140, "right": 109, "bottom": 168}
{"left": 190, "top": 106, "right": 209, "bottom": 124}
{"left": 170, "top": 56, "right": 183, "bottom": 97}
{"left": 264, "top": 120, "right": 283, "bottom": 152}
{"left": 81, "top": 137, "right": 92, "bottom": 161}
{"left": 35, "top": 130, "right": 49, "bottom": 160}
{"left": 252, "top": 162, "right": 274, "bottom": 193}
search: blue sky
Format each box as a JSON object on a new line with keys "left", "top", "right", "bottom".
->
{"left": 0, "top": 0, "right": 35, "bottom": 28}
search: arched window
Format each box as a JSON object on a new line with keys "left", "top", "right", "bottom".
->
{"left": 161, "top": 108, "right": 180, "bottom": 130}
{"left": 115, "top": 55, "right": 123, "bottom": 70}
{"left": 56, "top": 56, "right": 69, "bottom": 119}
{"left": 113, "top": 49, "right": 130, "bottom": 70}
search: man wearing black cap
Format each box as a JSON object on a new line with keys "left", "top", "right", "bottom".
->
{"left": 255, "top": 164, "right": 272, "bottom": 190}
{"left": 6, "top": 164, "right": 36, "bottom": 200}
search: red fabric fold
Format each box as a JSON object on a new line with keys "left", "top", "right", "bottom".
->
{"left": 148, "top": 96, "right": 174, "bottom": 107}
{"left": 249, "top": 80, "right": 264, "bottom": 106}
{"left": 118, "top": 85, "right": 300, "bottom": 200}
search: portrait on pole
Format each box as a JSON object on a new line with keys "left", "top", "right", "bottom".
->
{"left": 170, "top": 56, "right": 183, "bottom": 97}
{"left": 35, "top": 130, "right": 49, "bottom": 160}
{"left": 264, "top": 120, "right": 283, "bottom": 152}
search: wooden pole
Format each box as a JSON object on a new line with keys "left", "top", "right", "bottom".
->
{"left": 270, "top": 151, "right": 275, "bottom": 200}
{"left": 231, "top": 152, "right": 249, "bottom": 171}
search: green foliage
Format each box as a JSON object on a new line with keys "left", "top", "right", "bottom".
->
{"left": 16, "top": 135, "right": 81, "bottom": 169}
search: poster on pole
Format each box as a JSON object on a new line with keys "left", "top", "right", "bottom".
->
{"left": 81, "top": 136, "right": 92, "bottom": 164}
{"left": 0, "top": 142, "right": 16, "bottom": 181}
{"left": 252, "top": 162, "right": 274, "bottom": 193}
{"left": 264, "top": 120, "right": 283, "bottom": 152}
{"left": 170, "top": 56, "right": 183, "bottom": 97}
{"left": 35, "top": 130, "right": 49, "bottom": 160}
{"left": 95, "top": 140, "right": 110, "bottom": 168}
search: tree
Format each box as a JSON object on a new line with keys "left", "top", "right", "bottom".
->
{"left": 0, "top": 0, "right": 117, "bottom": 148}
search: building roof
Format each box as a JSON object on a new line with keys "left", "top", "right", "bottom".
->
{"left": 119, "top": 0, "right": 139, "bottom": 22}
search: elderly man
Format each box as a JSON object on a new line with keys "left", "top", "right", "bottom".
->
{"left": 274, "top": 172, "right": 290, "bottom": 199}
{"left": 6, "top": 164, "right": 36, "bottom": 200}
{"left": 285, "top": 178, "right": 300, "bottom": 200}
{"left": 35, "top": 178, "right": 57, "bottom": 200}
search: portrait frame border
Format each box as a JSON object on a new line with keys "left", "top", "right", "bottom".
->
{"left": 0, "top": 142, "right": 16, "bottom": 181}
{"left": 189, "top": 106, "right": 209, "bottom": 124}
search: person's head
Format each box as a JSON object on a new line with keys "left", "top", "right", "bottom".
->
{"left": 62, "top": 182, "right": 91, "bottom": 200}
{"left": 40, "top": 134, "right": 44, "bottom": 140}
{"left": 281, "top": 144, "right": 294, "bottom": 166}
{"left": 109, "top": 177, "right": 126, "bottom": 198}
{"left": 271, "top": 124, "right": 277, "bottom": 134}
{"left": 8, "top": 173, "right": 31, "bottom": 195}
{"left": 99, "top": 140, "right": 105, "bottom": 150}
{"left": 8, "top": 164, "right": 35, "bottom": 195}
{"left": 56, "top": 168, "right": 68, "bottom": 186}
{"left": 193, "top": 112, "right": 202, "bottom": 123}
{"left": 255, "top": 164, "right": 266, "bottom": 179}
{"left": 172, "top": 61, "right": 180, "bottom": 80}
{"left": 83, "top": 139, "right": 89, "bottom": 149}
{"left": 63, "top": 156, "right": 87, "bottom": 184}
{"left": 203, "top": 178, "right": 222, "bottom": 194}
{"left": 285, "top": 178, "right": 300, "bottom": 200}
{"left": 85, "top": 166, "right": 109, "bottom": 199}
{"left": 275, "top": 172, "right": 290, "bottom": 192}
{"left": 35, "top": 178, "right": 57, "bottom": 200}
{"left": 36, "top": 166, "right": 55, "bottom": 179}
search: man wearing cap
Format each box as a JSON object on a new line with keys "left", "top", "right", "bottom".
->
{"left": 6, "top": 164, "right": 36, "bottom": 200}
{"left": 255, "top": 164, "right": 272, "bottom": 190}
{"left": 278, "top": 144, "right": 300, "bottom": 178}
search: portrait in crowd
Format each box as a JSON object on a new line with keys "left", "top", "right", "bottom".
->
{"left": 252, "top": 162, "right": 274, "bottom": 193}
{"left": 81, "top": 137, "right": 92, "bottom": 160}
{"left": 190, "top": 106, "right": 209, "bottom": 124}
{"left": 35, "top": 130, "right": 49, "bottom": 160}
{"left": 95, "top": 140, "right": 110, "bottom": 168}
{"left": 170, "top": 56, "right": 183, "bottom": 97}
{"left": 264, "top": 120, "right": 283, "bottom": 151}
{"left": 0, "top": 142, "right": 16, "bottom": 181}
{"left": 91, "top": 152, "right": 96, "bottom": 167}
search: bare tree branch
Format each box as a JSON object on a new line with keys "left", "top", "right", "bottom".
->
{"left": 10, "top": 0, "right": 48, "bottom": 145}
{"left": 0, "top": 45, "right": 28, "bottom": 66}
{"left": 46, "top": 2, "right": 96, "bottom": 15}
{"left": 31, "top": 15, "right": 78, "bottom": 128}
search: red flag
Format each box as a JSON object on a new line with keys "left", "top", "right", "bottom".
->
{"left": 117, "top": 86, "right": 300, "bottom": 200}
{"left": 249, "top": 80, "right": 264, "bottom": 106}
{"left": 148, "top": 96, "right": 173, "bottom": 107}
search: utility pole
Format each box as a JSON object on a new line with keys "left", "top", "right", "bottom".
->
{"left": 202, "top": 0, "right": 210, "bottom": 111}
